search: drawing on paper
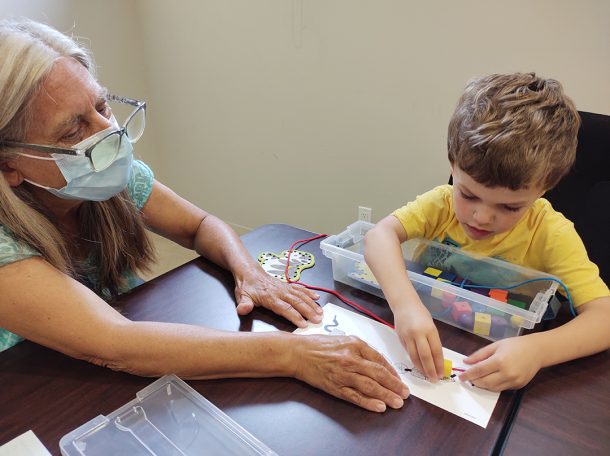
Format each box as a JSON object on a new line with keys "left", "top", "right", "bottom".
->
{"left": 393, "top": 362, "right": 458, "bottom": 383}
{"left": 323, "top": 315, "right": 346, "bottom": 336}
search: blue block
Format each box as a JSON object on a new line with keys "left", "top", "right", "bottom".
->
{"left": 470, "top": 287, "right": 490, "bottom": 296}
{"left": 439, "top": 271, "right": 457, "bottom": 282}
{"left": 457, "top": 312, "right": 474, "bottom": 330}
{"left": 406, "top": 260, "right": 426, "bottom": 274}
{"left": 471, "top": 302, "right": 487, "bottom": 313}
{"left": 489, "top": 315, "right": 509, "bottom": 339}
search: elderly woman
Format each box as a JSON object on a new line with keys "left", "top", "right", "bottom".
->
{"left": 0, "top": 19, "right": 407, "bottom": 412}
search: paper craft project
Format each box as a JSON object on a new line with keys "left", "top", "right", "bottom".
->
{"left": 258, "top": 250, "right": 315, "bottom": 282}
{"left": 294, "top": 303, "right": 500, "bottom": 428}
{"left": 348, "top": 261, "right": 380, "bottom": 287}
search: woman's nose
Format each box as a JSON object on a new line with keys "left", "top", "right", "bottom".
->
{"left": 89, "top": 109, "right": 115, "bottom": 135}
{"left": 95, "top": 114, "right": 114, "bottom": 131}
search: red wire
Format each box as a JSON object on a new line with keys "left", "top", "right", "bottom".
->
{"left": 283, "top": 236, "right": 469, "bottom": 371}
{"left": 284, "top": 234, "right": 395, "bottom": 329}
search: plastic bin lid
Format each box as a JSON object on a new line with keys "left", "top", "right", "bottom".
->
{"left": 59, "top": 374, "right": 278, "bottom": 456}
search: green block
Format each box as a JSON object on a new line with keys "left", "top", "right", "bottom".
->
{"left": 508, "top": 298, "right": 526, "bottom": 309}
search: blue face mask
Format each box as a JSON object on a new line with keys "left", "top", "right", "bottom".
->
{"left": 24, "top": 125, "right": 134, "bottom": 202}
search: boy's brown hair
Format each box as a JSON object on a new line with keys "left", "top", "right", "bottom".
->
{"left": 447, "top": 72, "right": 580, "bottom": 191}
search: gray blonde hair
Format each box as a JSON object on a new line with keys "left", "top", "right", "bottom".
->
{"left": 0, "top": 19, "right": 155, "bottom": 297}
{"left": 447, "top": 72, "right": 580, "bottom": 191}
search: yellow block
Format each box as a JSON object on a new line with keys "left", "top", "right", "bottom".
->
{"left": 424, "top": 267, "right": 442, "bottom": 277}
{"left": 443, "top": 358, "right": 452, "bottom": 378}
{"left": 510, "top": 315, "right": 524, "bottom": 328}
{"left": 473, "top": 312, "right": 491, "bottom": 336}
{"left": 431, "top": 278, "right": 450, "bottom": 299}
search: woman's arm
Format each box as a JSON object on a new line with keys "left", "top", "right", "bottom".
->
{"left": 141, "top": 180, "right": 322, "bottom": 327}
{"left": 0, "top": 256, "right": 408, "bottom": 412}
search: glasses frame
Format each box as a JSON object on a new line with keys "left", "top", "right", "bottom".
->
{"left": 0, "top": 94, "right": 146, "bottom": 171}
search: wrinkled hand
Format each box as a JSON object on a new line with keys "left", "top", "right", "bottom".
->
{"left": 294, "top": 334, "right": 410, "bottom": 412}
{"left": 394, "top": 304, "right": 444, "bottom": 382}
{"left": 459, "top": 337, "right": 542, "bottom": 391}
{"left": 234, "top": 267, "right": 322, "bottom": 328}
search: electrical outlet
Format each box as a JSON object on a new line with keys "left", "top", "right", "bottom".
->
{"left": 358, "top": 206, "right": 372, "bottom": 223}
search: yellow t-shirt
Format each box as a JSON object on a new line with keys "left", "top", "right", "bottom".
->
{"left": 392, "top": 185, "right": 609, "bottom": 307}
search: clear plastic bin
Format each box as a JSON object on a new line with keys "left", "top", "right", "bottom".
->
{"left": 320, "top": 221, "right": 561, "bottom": 341}
{"left": 59, "top": 375, "right": 277, "bottom": 456}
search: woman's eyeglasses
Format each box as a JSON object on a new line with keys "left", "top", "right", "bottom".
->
{"left": 0, "top": 94, "right": 146, "bottom": 171}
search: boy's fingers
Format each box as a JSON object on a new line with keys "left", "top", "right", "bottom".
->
{"left": 463, "top": 371, "right": 505, "bottom": 391}
{"left": 464, "top": 342, "right": 497, "bottom": 364}
{"left": 428, "top": 332, "right": 445, "bottom": 378}
{"left": 459, "top": 357, "right": 498, "bottom": 382}
{"left": 405, "top": 340, "right": 422, "bottom": 372}
{"left": 415, "top": 337, "right": 438, "bottom": 382}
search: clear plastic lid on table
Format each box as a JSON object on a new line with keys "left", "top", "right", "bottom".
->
{"left": 59, "top": 374, "right": 278, "bottom": 456}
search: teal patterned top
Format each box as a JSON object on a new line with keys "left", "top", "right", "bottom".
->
{"left": 0, "top": 160, "right": 154, "bottom": 352}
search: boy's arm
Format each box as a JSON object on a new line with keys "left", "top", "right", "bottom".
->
{"left": 364, "top": 216, "right": 445, "bottom": 381}
{"left": 459, "top": 295, "right": 610, "bottom": 391}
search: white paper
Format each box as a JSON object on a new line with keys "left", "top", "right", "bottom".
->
{"left": 294, "top": 303, "right": 500, "bottom": 428}
{"left": 0, "top": 430, "right": 52, "bottom": 456}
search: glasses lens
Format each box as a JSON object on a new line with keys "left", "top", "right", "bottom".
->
{"left": 125, "top": 106, "right": 145, "bottom": 143}
{"left": 90, "top": 132, "right": 121, "bottom": 171}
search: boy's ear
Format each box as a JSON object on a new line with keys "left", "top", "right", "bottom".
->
{"left": 0, "top": 160, "right": 25, "bottom": 187}
{"left": 536, "top": 184, "right": 549, "bottom": 198}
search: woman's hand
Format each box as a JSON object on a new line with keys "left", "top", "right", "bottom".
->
{"left": 458, "top": 336, "right": 543, "bottom": 391}
{"left": 394, "top": 303, "right": 445, "bottom": 382}
{"left": 293, "top": 334, "right": 410, "bottom": 412}
{"left": 142, "top": 186, "right": 322, "bottom": 328}
{"left": 234, "top": 267, "right": 323, "bottom": 328}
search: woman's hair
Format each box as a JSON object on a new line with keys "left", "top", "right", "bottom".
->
{"left": 0, "top": 19, "right": 155, "bottom": 297}
{"left": 447, "top": 72, "right": 580, "bottom": 191}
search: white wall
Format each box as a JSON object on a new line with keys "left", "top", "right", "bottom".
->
{"left": 3, "top": 1, "right": 610, "bottom": 237}
{"left": 135, "top": 0, "right": 610, "bottom": 235}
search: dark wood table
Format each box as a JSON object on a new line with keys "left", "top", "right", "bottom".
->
{"left": 501, "top": 306, "right": 610, "bottom": 456}
{"left": 1, "top": 224, "right": 522, "bottom": 455}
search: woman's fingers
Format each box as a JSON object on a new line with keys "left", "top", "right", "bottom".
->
{"left": 236, "top": 275, "right": 323, "bottom": 327}
{"left": 296, "top": 335, "right": 409, "bottom": 412}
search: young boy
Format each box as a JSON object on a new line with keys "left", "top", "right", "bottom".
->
{"left": 364, "top": 73, "right": 610, "bottom": 391}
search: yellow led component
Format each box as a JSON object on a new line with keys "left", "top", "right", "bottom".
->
{"left": 443, "top": 358, "right": 453, "bottom": 378}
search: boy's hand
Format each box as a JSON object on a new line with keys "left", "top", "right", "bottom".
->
{"left": 395, "top": 304, "right": 445, "bottom": 382}
{"left": 459, "top": 336, "right": 543, "bottom": 391}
